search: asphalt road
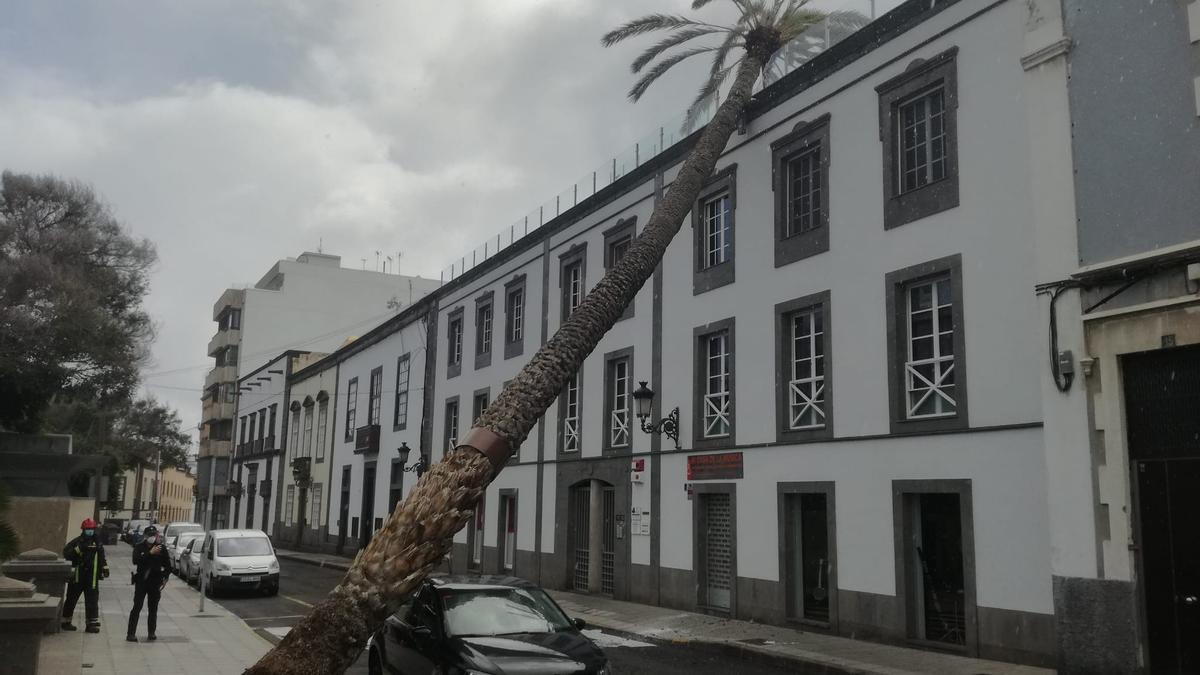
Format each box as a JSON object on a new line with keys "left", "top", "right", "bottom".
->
{"left": 196, "top": 559, "right": 792, "bottom": 675}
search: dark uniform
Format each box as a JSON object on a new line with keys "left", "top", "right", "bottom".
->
{"left": 126, "top": 525, "right": 173, "bottom": 642}
{"left": 62, "top": 519, "right": 109, "bottom": 633}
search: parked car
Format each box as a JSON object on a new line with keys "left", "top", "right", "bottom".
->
{"left": 170, "top": 532, "right": 205, "bottom": 573}
{"left": 179, "top": 538, "right": 202, "bottom": 585}
{"left": 197, "top": 529, "right": 280, "bottom": 597}
{"left": 122, "top": 519, "right": 151, "bottom": 545}
{"left": 366, "top": 575, "right": 609, "bottom": 675}
{"left": 163, "top": 521, "right": 203, "bottom": 544}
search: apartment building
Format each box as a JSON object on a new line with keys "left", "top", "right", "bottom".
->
{"left": 196, "top": 252, "right": 441, "bottom": 529}
{"left": 230, "top": 0, "right": 1200, "bottom": 669}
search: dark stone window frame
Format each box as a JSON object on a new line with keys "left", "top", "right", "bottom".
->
{"left": 474, "top": 291, "right": 494, "bottom": 370}
{"left": 367, "top": 366, "right": 383, "bottom": 427}
{"left": 776, "top": 481, "right": 838, "bottom": 628}
{"left": 692, "top": 316, "right": 736, "bottom": 450}
{"left": 691, "top": 164, "right": 738, "bottom": 295}
{"left": 772, "top": 115, "right": 831, "bottom": 268}
{"left": 393, "top": 353, "right": 411, "bottom": 432}
{"left": 503, "top": 274, "right": 527, "bottom": 360}
{"left": 556, "top": 364, "right": 584, "bottom": 458}
{"left": 446, "top": 306, "right": 464, "bottom": 379}
{"left": 443, "top": 396, "right": 460, "bottom": 455}
{"left": 602, "top": 346, "right": 635, "bottom": 454}
{"left": 774, "top": 290, "right": 833, "bottom": 443}
{"left": 876, "top": 47, "right": 960, "bottom": 230}
{"left": 884, "top": 253, "right": 968, "bottom": 435}
{"left": 495, "top": 488, "right": 518, "bottom": 573}
{"left": 602, "top": 216, "right": 638, "bottom": 321}
{"left": 558, "top": 242, "right": 588, "bottom": 324}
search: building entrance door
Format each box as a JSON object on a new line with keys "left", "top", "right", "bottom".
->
{"left": 1125, "top": 345, "right": 1200, "bottom": 673}
{"left": 570, "top": 483, "right": 590, "bottom": 592}
{"left": 699, "top": 492, "right": 733, "bottom": 611}
{"left": 360, "top": 462, "right": 376, "bottom": 550}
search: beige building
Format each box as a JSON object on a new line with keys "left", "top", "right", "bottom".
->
{"left": 158, "top": 467, "right": 195, "bottom": 524}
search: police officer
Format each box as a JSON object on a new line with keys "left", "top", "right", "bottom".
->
{"left": 62, "top": 518, "right": 109, "bottom": 633}
{"left": 126, "top": 524, "right": 173, "bottom": 642}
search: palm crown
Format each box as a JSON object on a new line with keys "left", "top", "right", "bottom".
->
{"left": 603, "top": 0, "right": 859, "bottom": 120}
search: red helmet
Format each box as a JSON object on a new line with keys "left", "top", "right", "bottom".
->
{"left": 81, "top": 518, "right": 97, "bottom": 529}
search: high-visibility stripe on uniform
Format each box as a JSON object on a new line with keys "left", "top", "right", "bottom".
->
{"left": 91, "top": 552, "right": 99, "bottom": 588}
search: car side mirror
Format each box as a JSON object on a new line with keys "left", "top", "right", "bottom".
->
{"left": 573, "top": 618, "right": 587, "bottom": 630}
{"left": 411, "top": 626, "right": 434, "bottom": 641}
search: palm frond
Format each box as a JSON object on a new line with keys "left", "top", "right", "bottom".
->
{"left": 777, "top": 7, "right": 827, "bottom": 42}
{"left": 632, "top": 26, "right": 729, "bottom": 74}
{"left": 685, "top": 30, "right": 744, "bottom": 124}
{"left": 684, "top": 61, "right": 737, "bottom": 131}
{"left": 603, "top": 14, "right": 726, "bottom": 47}
{"left": 822, "top": 9, "right": 871, "bottom": 31}
{"left": 628, "top": 46, "right": 720, "bottom": 101}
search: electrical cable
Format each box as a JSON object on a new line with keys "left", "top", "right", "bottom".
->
{"left": 1048, "top": 286, "right": 1074, "bottom": 393}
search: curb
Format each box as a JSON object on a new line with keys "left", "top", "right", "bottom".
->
{"left": 275, "top": 551, "right": 351, "bottom": 573}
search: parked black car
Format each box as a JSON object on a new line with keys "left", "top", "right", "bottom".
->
{"left": 367, "top": 575, "right": 609, "bottom": 675}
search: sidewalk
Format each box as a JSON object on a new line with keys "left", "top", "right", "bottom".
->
{"left": 38, "top": 543, "right": 270, "bottom": 675}
{"left": 275, "top": 548, "right": 1053, "bottom": 675}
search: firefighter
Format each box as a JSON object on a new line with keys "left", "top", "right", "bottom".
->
{"left": 62, "top": 518, "right": 109, "bottom": 633}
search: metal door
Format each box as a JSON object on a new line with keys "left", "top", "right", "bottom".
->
{"left": 570, "top": 484, "right": 590, "bottom": 591}
{"left": 701, "top": 493, "right": 733, "bottom": 610}
{"left": 1125, "top": 345, "right": 1200, "bottom": 673}
{"left": 601, "top": 487, "right": 615, "bottom": 595}
{"left": 360, "top": 463, "right": 376, "bottom": 550}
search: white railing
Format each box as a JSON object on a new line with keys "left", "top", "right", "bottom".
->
{"left": 439, "top": 17, "right": 863, "bottom": 283}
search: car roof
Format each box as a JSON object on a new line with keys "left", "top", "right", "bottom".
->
{"left": 166, "top": 522, "right": 202, "bottom": 527}
{"left": 208, "top": 529, "right": 270, "bottom": 539}
{"left": 176, "top": 531, "right": 204, "bottom": 539}
{"left": 426, "top": 574, "right": 539, "bottom": 591}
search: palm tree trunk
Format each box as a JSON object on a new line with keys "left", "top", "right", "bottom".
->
{"left": 244, "top": 54, "right": 765, "bottom": 675}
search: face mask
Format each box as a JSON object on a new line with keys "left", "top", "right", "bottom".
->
{"left": 146, "top": 535, "right": 157, "bottom": 544}
{"left": 83, "top": 529, "right": 95, "bottom": 537}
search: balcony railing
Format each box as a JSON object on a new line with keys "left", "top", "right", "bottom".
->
{"left": 354, "top": 424, "right": 381, "bottom": 455}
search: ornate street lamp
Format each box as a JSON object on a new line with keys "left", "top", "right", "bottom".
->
{"left": 397, "top": 442, "right": 427, "bottom": 476}
{"left": 632, "top": 381, "right": 680, "bottom": 450}
{"left": 291, "top": 457, "right": 313, "bottom": 489}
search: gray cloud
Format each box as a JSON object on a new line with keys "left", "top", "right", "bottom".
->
{"left": 0, "top": 0, "right": 891, "bottom": 444}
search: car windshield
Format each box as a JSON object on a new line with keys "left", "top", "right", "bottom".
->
{"left": 216, "top": 537, "right": 273, "bottom": 557}
{"left": 440, "top": 588, "right": 573, "bottom": 637}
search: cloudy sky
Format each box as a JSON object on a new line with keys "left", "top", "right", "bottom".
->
{"left": 1, "top": 0, "right": 892, "bottom": 449}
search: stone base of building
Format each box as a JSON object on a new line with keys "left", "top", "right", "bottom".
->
{"left": 1052, "top": 576, "right": 1138, "bottom": 674}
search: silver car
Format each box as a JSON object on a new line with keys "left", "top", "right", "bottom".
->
{"left": 170, "top": 532, "right": 204, "bottom": 574}
{"left": 178, "top": 538, "right": 203, "bottom": 585}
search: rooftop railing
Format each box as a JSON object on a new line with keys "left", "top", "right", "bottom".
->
{"left": 439, "top": 16, "right": 865, "bottom": 283}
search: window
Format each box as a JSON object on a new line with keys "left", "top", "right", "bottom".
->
{"left": 693, "top": 318, "right": 735, "bottom": 448}
{"left": 560, "top": 374, "right": 580, "bottom": 453}
{"left": 498, "top": 493, "right": 517, "bottom": 572}
{"left": 310, "top": 484, "right": 322, "bottom": 528}
{"left": 691, "top": 165, "right": 737, "bottom": 294}
{"left": 247, "top": 413, "right": 256, "bottom": 445}
{"left": 302, "top": 403, "right": 314, "bottom": 457}
{"left": 775, "top": 292, "right": 832, "bottom": 441}
{"left": 257, "top": 410, "right": 266, "bottom": 441}
{"left": 469, "top": 499, "right": 484, "bottom": 568}
{"left": 472, "top": 389, "right": 489, "bottom": 425}
{"left": 475, "top": 292, "right": 494, "bottom": 369}
{"left": 876, "top": 48, "right": 959, "bottom": 229}
{"left": 447, "top": 308, "right": 464, "bottom": 378}
{"left": 445, "top": 398, "right": 460, "bottom": 454}
{"left": 368, "top": 367, "right": 383, "bottom": 426}
{"left": 885, "top": 254, "right": 967, "bottom": 433}
{"left": 559, "top": 244, "right": 587, "bottom": 327}
{"left": 604, "top": 348, "right": 633, "bottom": 451}
{"left": 239, "top": 416, "right": 247, "bottom": 445}
{"left": 284, "top": 485, "right": 295, "bottom": 527}
{"left": 603, "top": 216, "right": 637, "bottom": 321}
{"left": 393, "top": 355, "right": 411, "bottom": 429}
{"left": 229, "top": 309, "right": 241, "bottom": 330}
{"left": 503, "top": 274, "right": 527, "bottom": 360}
{"left": 905, "top": 276, "right": 955, "bottom": 418}
{"left": 226, "top": 345, "right": 239, "bottom": 366}
{"left": 772, "top": 115, "right": 830, "bottom": 267}
{"left": 224, "top": 384, "right": 236, "bottom": 404}
{"left": 316, "top": 398, "right": 328, "bottom": 460}
{"left": 289, "top": 406, "right": 300, "bottom": 454}
{"left": 345, "top": 378, "right": 358, "bottom": 440}
{"left": 565, "top": 262, "right": 583, "bottom": 317}
{"left": 268, "top": 404, "right": 278, "bottom": 441}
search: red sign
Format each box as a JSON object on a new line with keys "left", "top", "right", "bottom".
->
{"left": 631, "top": 458, "right": 645, "bottom": 472}
{"left": 686, "top": 452, "right": 743, "bottom": 480}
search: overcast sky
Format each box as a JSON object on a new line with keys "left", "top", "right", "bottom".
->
{"left": 1, "top": 0, "right": 895, "bottom": 450}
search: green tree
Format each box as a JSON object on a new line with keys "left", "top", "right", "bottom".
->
{"left": 246, "top": 3, "right": 835, "bottom": 673}
{"left": 0, "top": 171, "right": 156, "bottom": 432}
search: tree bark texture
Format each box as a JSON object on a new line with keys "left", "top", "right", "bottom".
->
{"left": 245, "top": 54, "right": 764, "bottom": 675}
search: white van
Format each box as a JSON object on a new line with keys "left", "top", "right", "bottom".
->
{"left": 198, "top": 529, "right": 280, "bottom": 597}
